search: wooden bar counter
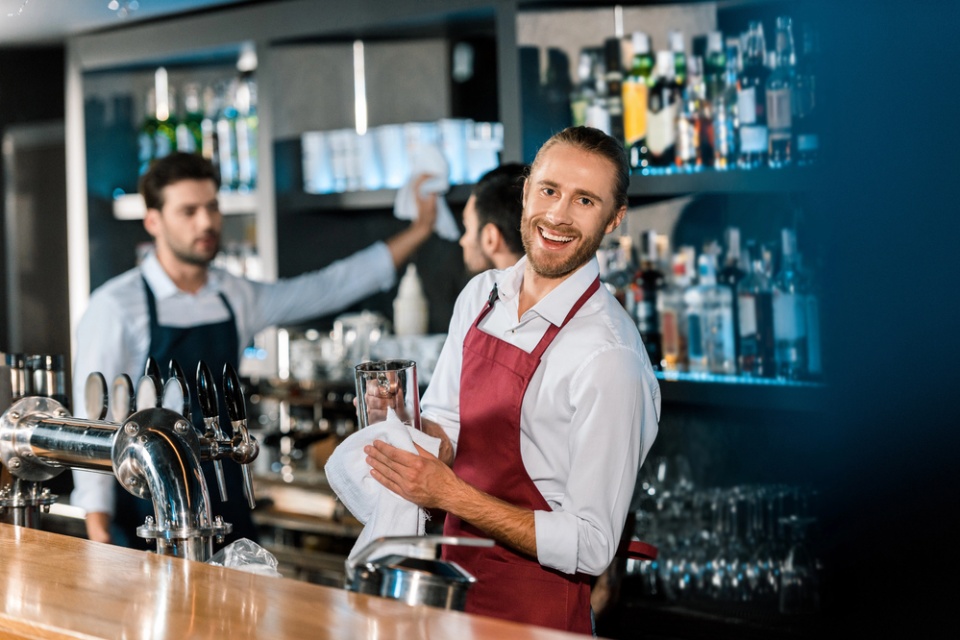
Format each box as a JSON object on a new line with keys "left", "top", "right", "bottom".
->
{"left": 0, "top": 524, "right": 584, "bottom": 639}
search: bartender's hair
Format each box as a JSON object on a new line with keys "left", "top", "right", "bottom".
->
{"left": 532, "top": 126, "right": 629, "bottom": 211}
{"left": 472, "top": 163, "right": 528, "bottom": 256}
{"left": 139, "top": 152, "right": 221, "bottom": 211}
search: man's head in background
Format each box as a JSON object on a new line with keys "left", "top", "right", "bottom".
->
{"left": 460, "top": 163, "right": 528, "bottom": 274}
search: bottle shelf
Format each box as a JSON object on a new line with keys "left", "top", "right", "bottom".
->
{"left": 276, "top": 183, "right": 475, "bottom": 214}
{"left": 627, "top": 165, "right": 818, "bottom": 199}
{"left": 655, "top": 371, "right": 824, "bottom": 412}
{"left": 112, "top": 190, "right": 258, "bottom": 220}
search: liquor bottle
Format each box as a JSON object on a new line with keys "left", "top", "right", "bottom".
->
{"left": 623, "top": 32, "right": 654, "bottom": 170}
{"left": 766, "top": 16, "right": 796, "bottom": 168}
{"left": 737, "top": 21, "right": 769, "bottom": 169}
{"left": 585, "top": 52, "right": 612, "bottom": 135}
{"left": 137, "top": 87, "right": 158, "bottom": 175}
{"left": 676, "top": 57, "right": 703, "bottom": 172}
{"left": 668, "top": 30, "right": 687, "bottom": 89}
{"left": 773, "top": 229, "right": 808, "bottom": 379}
{"left": 646, "top": 51, "right": 678, "bottom": 169}
{"left": 712, "top": 45, "right": 739, "bottom": 170}
{"left": 235, "top": 70, "right": 259, "bottom": 191}
{"left": 704, "top": 31, "right": 727, "bottom": 105}
{"left": 701, "top": 250, "right": 737, "bottom": 375}
{"left": 201, "top": 84, "right": 220, "bottom": 168}
{"left": 684, "top": 253, "right": 707, "bottom": 374}
{"left": 636, "top": 230, "right": 665, "bottom": 369}
{"left": 570, "top": 49, "right": 598, "bottom": 127}
{"left": 659, "top": 246, "right": 695, "bottom": 371}
{"left": 217, "top": 80, "right": 240, "bottom": 191}
{"left": 738, "top": 244, "right": 778, "bottom": 377}
{"left": 603, "top": 38, "right": 626, "bottom": 144}
{"left": 801, "top": 255, "right": 822, "bottom": 378}
{"left": 176, "top": 82, "right": 204, "bottom": 154}
{"left": 718, "top": 227, "right": 746, "bottom": 369}
{"left": 794, "top": 25, "right": 820, "bottom": 166}
{"left": 153, "top": 69, "right": 177, "bottom": 161}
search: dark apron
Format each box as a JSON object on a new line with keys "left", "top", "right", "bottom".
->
{"left": 112, "top": 277, "right": 258, "bottom": 551}
{"left": 442, "top": 277, "right": 600, "bottom": 635}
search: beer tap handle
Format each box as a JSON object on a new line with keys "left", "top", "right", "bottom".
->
{"left": 84, "top": 372, "right": 109, "bottom": 421}
{"left": 135, "top": 373, "right": 163, "bottom": 411}
{"left": 111, "top": 374, "right": 135, "bottom": 422}
{"left": 145, "top": 357, "right": 163, "bottom": 384}
{"left": 163, "top": 360, "right": 191, "bottom": 419}
{"left": 196, "top": 361, "right": 228, "bottom": 501}
{"left": 223, "top": 363, "right": 258, "bottom": 510}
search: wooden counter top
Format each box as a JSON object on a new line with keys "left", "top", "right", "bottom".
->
{"left": 0, "top": 524, "right": 585, "bottom": 639}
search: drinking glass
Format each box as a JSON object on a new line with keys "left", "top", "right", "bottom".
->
{"left": 354, "top": 359, "right": 421, "bottom": 431}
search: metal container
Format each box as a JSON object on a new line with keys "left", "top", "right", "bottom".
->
{"left": 346, "top": 535, "right": 493, "bottom": 611}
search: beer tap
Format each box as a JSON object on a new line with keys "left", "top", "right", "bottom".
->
{"left": 136, "top": 358, "right": 163, "bottom": 411}
{"left": 110, "top": 373, "right": 135, "bottom": 423}
{"left": 223, "top": 364, "right": 258, "bottom": 510}
{"left": 196, "top": 361, "right": 229, "bottom": 501}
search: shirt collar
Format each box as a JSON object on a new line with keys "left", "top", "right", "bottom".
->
{"left": 495, "top": 255, "right": 600, "bottom": 327}
{"left": 140, "top": 250, "right": 221, "bottom": 300}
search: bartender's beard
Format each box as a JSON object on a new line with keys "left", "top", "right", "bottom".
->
{"left": 173, "top": 234, "right": 220, "bottom": 267}
{"left": 521, "top": 216, "right": 607, "bottom": 279}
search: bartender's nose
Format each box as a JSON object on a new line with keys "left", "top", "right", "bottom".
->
{"left": 545, "top": 199, "right": 573, "bottom": 226}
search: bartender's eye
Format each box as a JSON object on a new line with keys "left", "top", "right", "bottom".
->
{"left": 541, "top": 187, "right": 556, "bottom": 197}
{"left": 576, "top": 196, "right": 594, "bottom": 206}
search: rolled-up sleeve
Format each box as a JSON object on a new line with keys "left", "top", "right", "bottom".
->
{"left": 535, "top": 346, "right": 660, "bottom": 576}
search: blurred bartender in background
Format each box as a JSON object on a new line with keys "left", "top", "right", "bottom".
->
{"left": 71, "top": 152, "right": 437, "bottom": 548}
{"left": 458, "top": 163, "right": 527, "bottom": 274}
{"left": 364, "top": 126, "right": 660, "bottom": 634}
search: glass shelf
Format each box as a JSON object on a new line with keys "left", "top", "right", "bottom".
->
{"left": 112, "top": 190, "right": 257, "bottom": 220}
{"left": 628, "top": 165, "right": 819, "bottom": 199}
{"left": 655, "top": 370, "right": 825, "bottom": 413}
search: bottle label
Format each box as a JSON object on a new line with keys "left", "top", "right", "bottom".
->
{"left": 738, "top": 87, "right": 757, "bottom": 125}
{"left": 687, "top": 313, "right": 704, "bottom": 359}
{"left": 766, "top": 87, "right": 792, "bottom": 131}
{"left": 661, "top": 309, "right": 679, "bottom": 356}
{"left": 738, "top": 293, "right": 758, "bottom": 337}
{"left": 647, "top": 98, "right": 677, "bottom": 156}
{"left": 622, "top": 80, "right": 648, "bottom": 145}
{"left": 740, "top": 125, "right": 768, "bottom": 153}
{"left": 773, "top": 291, "right": 807, "bottom": 340}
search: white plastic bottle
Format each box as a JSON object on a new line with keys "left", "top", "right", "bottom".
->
{"left": 393, "top": 264, "right": 428, "bottom": 336}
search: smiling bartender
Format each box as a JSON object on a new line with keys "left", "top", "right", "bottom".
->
{"left": 71, "top": 152, "right": 437, "bottom": 548}
{"left": 364, "top": 126, "right": 660, "bottom": 634}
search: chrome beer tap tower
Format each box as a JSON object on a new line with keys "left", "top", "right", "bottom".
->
{"left": 0, "top": 356, "right": 259, "bottom": 562}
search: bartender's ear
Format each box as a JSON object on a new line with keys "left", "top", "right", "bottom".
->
{"left": 143, "top": 208, "right": 161, "bottom": 239}
{"left": 605, "top": 205, "right": 627, "bottom": 235}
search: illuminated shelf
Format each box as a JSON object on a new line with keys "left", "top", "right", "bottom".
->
{"left": 627, "top": 165, "right": 820, "bottom": 199}
{"left": 655, "top": 371, "right": 825, "bottom": 413}
{"left": 112, "top": 190, "right": 258, "bottom": 220}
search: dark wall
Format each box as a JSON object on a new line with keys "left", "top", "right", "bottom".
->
{"left": 0, "top": 47, "right": 66, "bottom": 352}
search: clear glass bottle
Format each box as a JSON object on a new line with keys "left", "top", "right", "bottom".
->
{"left": 176, "top": 82, "right": 204, "bottom": 154}
{"left": 701, "top": 251, "right": 737, "bottom": 375}
{"left": 712, "top": 44, "right": 740, "bottom": 170}
{"left": 766, "top": 16, "right": 796, "bottom": 168}
{"left": 570, "top": 49, "right": 598, "bottom": 128}
{"left": 200, "top": 84, "right": 220, "bottom": 168}
{"left": 623, "top": 32, "right": 654, "bottom": 170}
{"left": 660, "top": 246, "right": 695, "bottom": 371}
{"left": 676, "top": 57, "right": 703, "bottom": 172}
{"left": 137, "top": 87, "right": 158, "bottom": 176}
{"left": 235, "top": 70, "right": 259, "bottom": 191}
{"left": 217, "top": 79, "right": 240, "bottom": 191}
{"left": 646, "top": 51, "right": 679, "bottom": 169}
{"left": 737, "top": 21, "right": 769, "bottom": 169}
{"left": 773, "top": 229, "right": 808, "bottom": 379}
{"left": 669, "top": 29, "right": 687, "bottom": 89}
{"left": 684, "top": 253, "right": 707, "bottom": 374}
{"left": 153, "top": 69, "right": 177, "bottom": 160}
{"left": 794, "top": 25, "right": 820, "bottom": 166}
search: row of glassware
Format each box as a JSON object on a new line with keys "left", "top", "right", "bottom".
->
{"left": 301, "top": 119, "right": 504, "bottom": 195}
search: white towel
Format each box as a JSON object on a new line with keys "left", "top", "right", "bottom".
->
{"left": 393, "top": 144, "right": 461, "bottom": 242}
{"left": 324, "top": 408, "right": 441, "bottom": 571}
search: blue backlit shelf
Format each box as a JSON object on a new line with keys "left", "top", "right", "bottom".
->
{"left": 655, "top": 371, "right": 825, "bottom": 413}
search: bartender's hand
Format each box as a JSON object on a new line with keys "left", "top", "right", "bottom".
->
{"left": 385, "top": 173, "right": 439, "bottom": 269}
{"left": 365, "top": 439, "right": 538, "bottom": 558}
{"left": 85, "top": 511, "right": 112, "bottom": 544}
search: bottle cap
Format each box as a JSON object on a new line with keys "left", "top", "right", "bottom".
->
{"left": 631, "top": 32, "right": 651, "bottom": 55}
{"left": 668, "top": 30, "right": 684, "bottom": 53}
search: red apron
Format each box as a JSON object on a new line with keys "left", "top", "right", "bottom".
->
{"left": 442, "top": 277, "right": 600, "bottom": 635}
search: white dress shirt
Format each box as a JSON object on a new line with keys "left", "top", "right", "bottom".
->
{"left": 71, "top": 242, "right": 396, "bottom": 515}
{"left": 420, "top": 256, "right": 661, "bottom": 576}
